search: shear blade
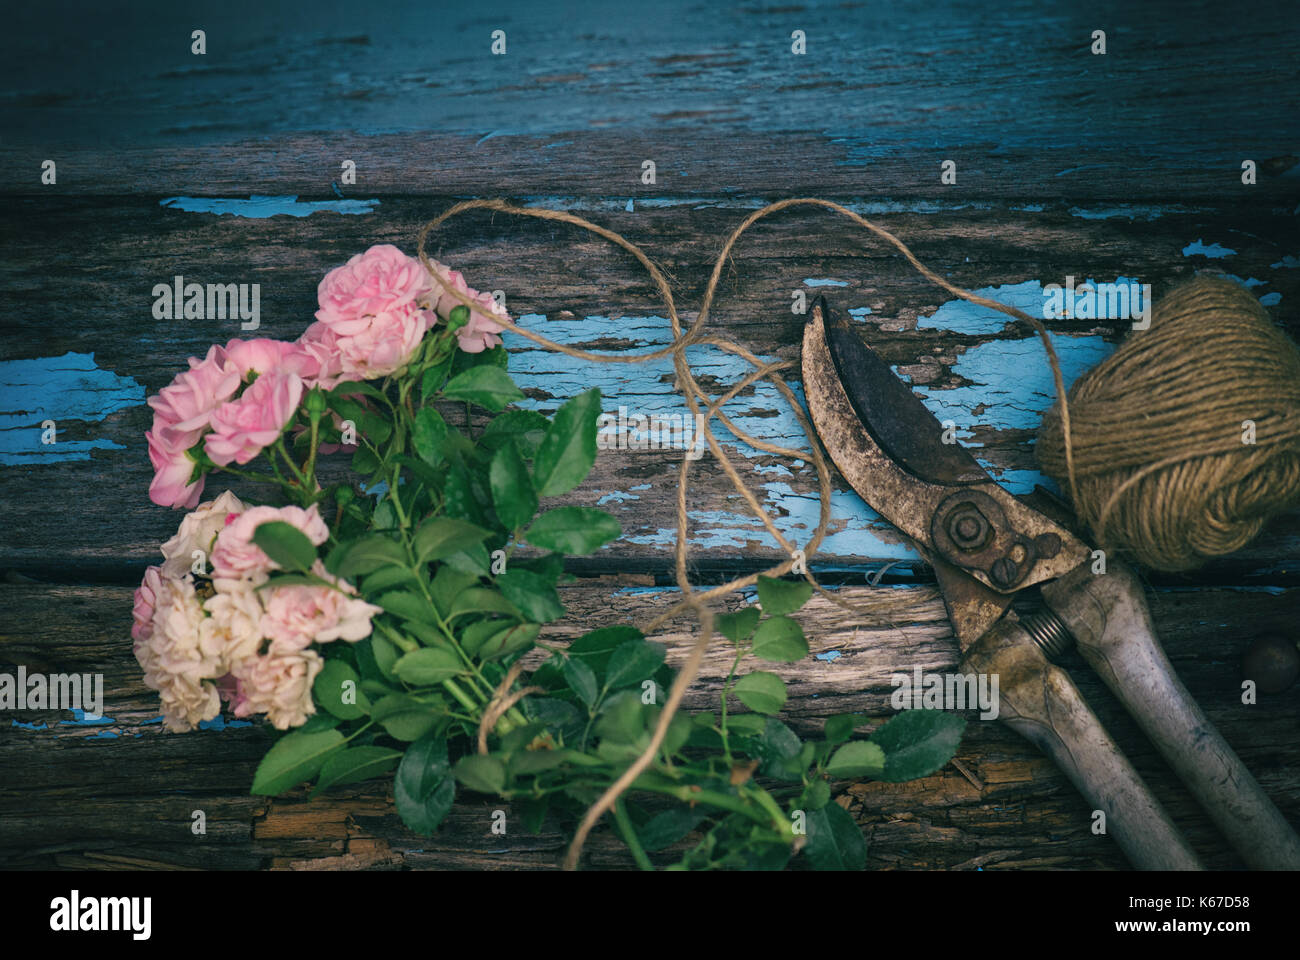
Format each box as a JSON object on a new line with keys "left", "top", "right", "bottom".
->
{"left": 800, "top": 296, "right": 1088, "bottom": 647}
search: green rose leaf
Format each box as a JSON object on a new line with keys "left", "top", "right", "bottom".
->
{"left": 870, "top": 709, "right": 967, "bottom": 783}
{"left": 804, "top": 801, "right": 867, "bottom": 871}
{"left": 567, "top": 625, "right": 643, "bottom": 678}
{"left": 250, "top": 729, "right": 345, "bottom": 796}
{"left": 360, "top": 564, "right": 419, "bottom": 595}
{"left": 395, "top": 735, "right": 455, "bottom": 835}
{"left": 715, "top": 607, "right": 761, "bottom": 644}
{"left": 313, "top": 659, "right": 369, "bottom": 720}
{"left": 751, "top": 615, "right": 809, "bottom": 662}
{"left": 732, "top": 671, "right": 787, "bottom": 715}
{"left": 411, "top": 407, "right": 449, "bottom": 467}
{"left": 563, "top": 656, "right": 599, "bottom": 709}
{"left": 314, "top": 746, "right": 402, "bottom": 795}
{"left": 477, "top": 622, "right": 541, "bottom": 661}
{"left": 489, "top": 441, "right": 537, "bottom": 532}
{"left": 524, "top": 506, "right": 621, "bottom": 555}
{"left": 330, "top": 535, "right": 408, "bottom": 578}
{"left": 370, "top": 692, "right": 442, "bottom": 742}
{"left": 392, "top": 647, "right": 468, "bottom": 686}
{"left": 442, "top": 366, "right": 524, "bottom": 412}
{"left": 638, "top": 808, "right": 708, "bottom": 852}
{"left": 532, "top": 388, "right": 601, "bottom": 498}
{"left": 756, "top": 575, "right": 813, "bottom": 617}
{"left": 413, "top": 517, "right": 492, "bottom": 566}
{"left": 824, "top": 714, "right": 860, "bottom": 744}
{"left": 448, "top": 587, "right": 522, "bottom": 622}
{"left": 376, "top": 590, "right": 440, "bottom": 627}
{"left": 453, "top": 754, "right": 508, "bottom": 795}
{"left": 496, "top": 569, "right": 565, "bottom": 623}
{"left": 251, "top": 520, "right": 317, "bottom": 573}
{"left": 604, "top": 639, "right": 666, "bottom": 690}
{"left": 825, "top": 740, "right": 887, "bottom": 779}
{"left": 482, "top": 409, "right": 550, "bottom": 458}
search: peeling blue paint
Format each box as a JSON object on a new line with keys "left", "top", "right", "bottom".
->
{"left": 815, "top": 650, "right": 842, "bottom": 662}
{"left": 900, "top": 335, "right": 1115, "bottom": 436}
{"left": 1271, "top": 255, "right": 1299, "bottom": 269}
{"left": 1259, "top": 292, "right": 1282, "bottom": 306}
{"left": 1068, "top": 204, "right": 1193, "bottom": 221}
{"left": 1182, "top": 239, "right": 1236, "bottom": 259}
{"left": 63, "top": 709, "right": 113, "bottom": 726}
{"left": 160, "top": 195, "right": 380, "bottom": 218}
{"left": 804, "top": 278, "right": 849, "bottom": 287}
{"left": 0, "top": 352, "right": 144, "bottom": 464}
{"left": 597, "top": 491, "right": 640, "bottom": 504}
{"left": 11, "top": 720, "right": 48, "bottom": 730}
{"left": 199, "top": 714, "right": 254, "bottom": 731}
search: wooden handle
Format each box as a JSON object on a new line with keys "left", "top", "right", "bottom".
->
{"left": 963, "top": 618, "right": 1204, "bottom": 870}
{"left": 1043, "top": 560, "right": 1300, "bottom": 870}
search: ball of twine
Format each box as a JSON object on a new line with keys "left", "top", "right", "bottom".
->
{"left": 1036, "top": 274, "right": 1300, "bottom": 572}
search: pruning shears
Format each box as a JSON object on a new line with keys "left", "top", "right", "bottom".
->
{"left": 802, "top": 295, "right": 1300, "bottom": 870}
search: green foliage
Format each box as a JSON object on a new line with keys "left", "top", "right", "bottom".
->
{"left": 237, "top": 322, "right": 966, "bottom": 873}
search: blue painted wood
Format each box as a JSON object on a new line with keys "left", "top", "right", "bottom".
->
{"left": 4, "top": 0, "right": 1295, "bottom": 167}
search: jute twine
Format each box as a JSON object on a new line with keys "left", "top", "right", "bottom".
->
{"left": 1037, "top": 274, "right": 1300, "bottom": 572}
{"left": 413, "top": 197, "right": 1124, "bottom": 869}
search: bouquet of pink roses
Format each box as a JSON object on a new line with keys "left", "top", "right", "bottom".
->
{"left": 130, "top": 241, "right": 962, "bottom": 871}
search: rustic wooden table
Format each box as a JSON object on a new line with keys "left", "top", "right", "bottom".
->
{"left": 2, "top": 0, "right": 1297, "bottom": 870}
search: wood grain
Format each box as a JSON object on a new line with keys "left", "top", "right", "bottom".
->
{"left": 3, "top": 581, "right": 1296, "bottom": 870}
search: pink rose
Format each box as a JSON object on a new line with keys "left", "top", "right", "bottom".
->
{"left": 146, "top": 429, "right": 204, "bottom": 509}
{"left": 426, "top": 259, "right": 507, "bottom": 354}
{"left": 204, "top": 370, "right": 304, "bottom": 467}
{"left": 132, "top": 565, "right": 164, "bottom": 642}
{"left": 259, "top": 561, "right": 381, "bottom": 654}
{"left": 231, "top": 648, "right": 324, "bottom": 730}
{"left": 223, "top": 338, "right": 296, "bottom": 379}
{"left": 306, "top": 244, "right": 438, "bottom": 379}
{"left": 147, "top": 344, "right": 241, "bottom": 450}
{"left": 315, "top": 244, "right": 435, "bottom": 334}
{"left": 210, "top": 503, "right": 329, "bottom": 580}
{"left": 301, "top": 308, "right": 426, "bottom": 380}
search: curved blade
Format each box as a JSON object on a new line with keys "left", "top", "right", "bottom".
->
{"left": 801, "top": 296, "right": 1089, "bottom": 644}
{"left": 821, "top": 301, "right": 989, "bottom": 486}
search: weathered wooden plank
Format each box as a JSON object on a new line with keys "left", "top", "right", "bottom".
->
{"left": 3, "top": 582, "right": 1296, "bottom": 870}
{"left": 6, "top": 133, "right": 1300, "bottom": 201}
{"left": 3, "top": 196, "right": 1298, "bottom": 577}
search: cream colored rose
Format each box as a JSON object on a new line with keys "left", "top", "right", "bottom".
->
{"left": 201, "top": 580, "right": 267, "bottom": 671}
{"left": 160, "top": 490, "right": 247, "bottom": 578}
{"left": 135, "top": 574, "right": 223, "bottom": 732}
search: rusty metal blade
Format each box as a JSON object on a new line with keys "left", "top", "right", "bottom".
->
{"left": 820, "top": 297, "right": 988, "bottom": 487}
{"left": 801, "top": 298, "right": 1089, "bottom": 618}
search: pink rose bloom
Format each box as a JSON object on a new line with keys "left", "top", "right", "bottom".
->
{"left": 226, "top": 336, "right": 337, "bottom": 389}
{"left": 210, "top": 503, "right": 329, "bottom": 580}
{"left": 301, "top": 308, "right": 426, "bottom": 380}
{"left": 231, "top": 648, "right": 324, "bottom": 730}
{"left": 305, "top": 244, "right": 437, "bottom": 379}
{"left": 259, "top": 561, "right": 381, "bottom": 654}
{"left": 223, "top": 338, "right": 297, "bottom": 379}
{"left": 426, "top": 258, "right": 507, "bottom": 354}
{"left": 315, "top": 244, "right": 435, "bottom": 334}
{"left": 147, "top": 429, "right": 204, "bottom": 509}
{"left": 132, "top": 565, "right": 165, "bottom": 642}
{"left": 204, "top": 370, "right": 304, "bottom": 467}
{"left": 147, "top": 344, "right": 241, "bottom": 450}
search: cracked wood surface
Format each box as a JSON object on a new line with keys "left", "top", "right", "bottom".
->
{"left": 3, "top": 582, "right": 1297, "bottom": 870}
